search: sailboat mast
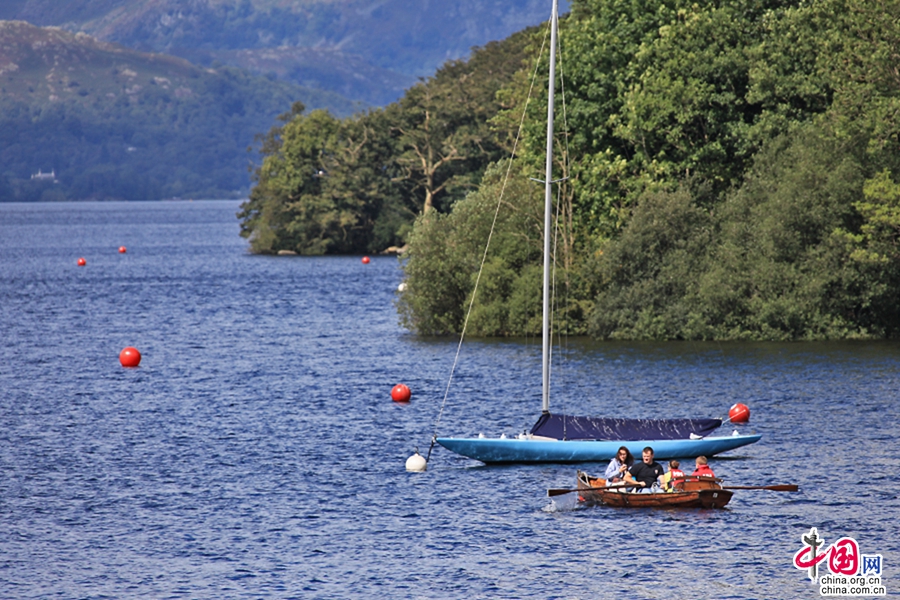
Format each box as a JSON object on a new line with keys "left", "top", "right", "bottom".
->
{"left": 541, "top": 0, "right": 558, "bottom": 415}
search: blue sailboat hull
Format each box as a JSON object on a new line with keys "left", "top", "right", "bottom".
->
{"left": 436, "top": 434, "right": 761, "bottom": 464}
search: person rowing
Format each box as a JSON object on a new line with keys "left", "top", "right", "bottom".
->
{"left": 622, "top": 446, "right": 665, "bottom": 493}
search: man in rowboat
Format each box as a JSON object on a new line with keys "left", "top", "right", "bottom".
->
{"left": 623, "top": 447, "right": 665, "bottom": 493}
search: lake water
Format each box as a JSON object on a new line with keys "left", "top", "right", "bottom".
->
{"left": 0, "top": 200, "right": 897, "bottom": 599}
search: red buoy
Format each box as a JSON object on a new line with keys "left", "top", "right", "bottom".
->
{"left": 77, "top": 257, "right": 86, "bottom": 266}
{"left": 728, "top": 403, "right": 750, "bottom": 423}
{"left": 119, "top": 346, "right": 142, "bottom": 368}
{"left": 391, "top": 384, "right": 411, "bottom": 403}
{"left": 118, "top": 246, "right": 127, "bottom": 254}
{"left": 362, "top": 256, "right": 370, "bottom": 264}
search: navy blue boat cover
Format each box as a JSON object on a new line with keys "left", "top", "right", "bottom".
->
{"left": 530, "top": 413, "right": 722, "bottom": 441}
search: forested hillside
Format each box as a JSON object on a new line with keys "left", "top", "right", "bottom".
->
{"left": 0, "top": 21, "right": 355, "bottom": 201}
{"left": 241, "top": 0, "right": 900, "bottom": 341}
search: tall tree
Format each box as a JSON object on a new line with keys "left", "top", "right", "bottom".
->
{"left": 392, "top": 82, "right": 473, "bottom": 214}
{"left": 392, "top": 35, "right": 534, "bottom": 214}
{"left": 240, "top": 32, "right": 533, "bottom": 253}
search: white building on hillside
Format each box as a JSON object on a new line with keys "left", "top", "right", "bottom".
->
{"left": 31, "top": 169, "right": 57, "bottom": 182}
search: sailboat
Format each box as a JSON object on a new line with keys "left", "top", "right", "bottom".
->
{"left": 434, "top": 0, "right": 761, "bottom": 464}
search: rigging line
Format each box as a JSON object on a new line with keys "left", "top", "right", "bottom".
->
{"left": 552, "top": 184, "right": 572, "bottom": 437}
{"left": 425, "top": 19, "right": 552, "bottom": 462}
{"left": 552, "top": 13, "right": 571, "bottom": 438}
{"left": 552, "top": 181, "right": 563, "bottom": 438}
{"left": 557, "top": 14, "right": 571, "bottom": 182}
{"left": 556, "top": 10, "right": 572, "bottom": 299}
{"left": 551, "top": 187, "right": 570, "bottom": 431}
{"left": 561, "top": 35, "right": 575, "bottom": 343}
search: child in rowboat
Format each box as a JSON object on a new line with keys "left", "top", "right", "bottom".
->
{"left": 660, "top": 459, "right": 685, "bottom": 492}
{"left": 692, "top": 455, "right": 716, "bottom": 478}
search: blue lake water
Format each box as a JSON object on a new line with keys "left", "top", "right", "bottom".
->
{"left": 0, "top": 200, "right": 897, "bottom": 599}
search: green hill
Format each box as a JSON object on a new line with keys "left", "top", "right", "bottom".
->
{"left": 0, "top": 20, "right": 359, "bottom": 201}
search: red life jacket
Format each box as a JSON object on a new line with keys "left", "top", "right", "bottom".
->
{"left": 692, "top": 464, "right": 716, "bottom": 478}
{"left": 667, "top": 468, "right": 685, "bottom": 490}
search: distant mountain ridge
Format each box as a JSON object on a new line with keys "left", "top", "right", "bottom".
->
{"left": 0, "top": 0, "right": 566, "bottom": 105}
{"left": 0, "top": 1, "right": 567, "bottom": 200}
{"left": 0, "top": 19, "right": 353, "bottom": 112}
{"left": 0, "top": 20, "right": 356, "bottom": 200}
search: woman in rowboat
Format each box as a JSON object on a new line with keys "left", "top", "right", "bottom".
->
{"left": 604, "top": 446, "right": 634, "bottom": 484}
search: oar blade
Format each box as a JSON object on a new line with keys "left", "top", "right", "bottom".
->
{"left": 722, "top": 484, "right": 799, "bottom": 492}
{"left": 765, "top": 484, "right": 799, "bottom": 492}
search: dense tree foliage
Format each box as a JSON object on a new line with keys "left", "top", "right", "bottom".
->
{"left": 248, "top": 0, "right": 900, "bottom": 340}
{"left": 397, "top": 161, "right": 547, "bottom": 335}
{"left": 590, "top": 0, "right": 900, "bottom": 339}
{"left": 239, "top": 31, "right": 535, "bottom": 254}
{"left": 239, "top": 102, "right": 409, "bottom": 253}
{"left": 591, "top": 126, "right": 870, "bottom": 340}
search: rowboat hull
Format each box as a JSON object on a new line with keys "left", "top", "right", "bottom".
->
{"left": 575, "top": 471, "right": 733, "bottom": 509}
{"left": 435, "top": 433, "right": 760, "bottom": 464}
{"left": 579, "top": 487, "right": 733, "bottom": 508}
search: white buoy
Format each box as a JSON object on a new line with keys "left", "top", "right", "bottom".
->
{"left": 406, "top": 451, "right": 427, "bottom": 472}
{"left": 397, "top": 281, "right": 407, "bottom": 292}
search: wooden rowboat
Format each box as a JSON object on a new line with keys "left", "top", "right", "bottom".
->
{"left": 575, "top": 471, "right": 733, "bottom": 509}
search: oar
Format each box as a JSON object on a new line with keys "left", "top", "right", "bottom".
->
{"left": 547, "top": 482, "right": 633, "bottom": 497}
{"left": 548, "top": 483, "right": 798, "bottom": 496}
{"left": 722, "top": 484, "right": 799, "bottom": 492}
